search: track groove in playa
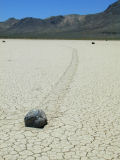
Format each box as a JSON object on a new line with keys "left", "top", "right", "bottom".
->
{"left": 40, "top": 49, "right": 79, "bottom": 121}
{"left": 1, "top": 40, "right": 120, "bottom": 160}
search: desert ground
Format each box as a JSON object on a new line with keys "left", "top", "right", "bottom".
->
{"left": 0, "top": 39, "right": 120, "bottom": 160}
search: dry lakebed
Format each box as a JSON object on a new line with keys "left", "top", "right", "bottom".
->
{"left": 0, "top": 39, "right": 120, "bottom": 160}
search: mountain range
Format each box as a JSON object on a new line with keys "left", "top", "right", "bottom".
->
{"left": 0, "top": 0, "right": 120, "bottom": 39}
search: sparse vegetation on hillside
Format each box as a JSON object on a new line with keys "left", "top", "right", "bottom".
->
{"left": 0, "top": 0, "right": 120, "bottom": 39}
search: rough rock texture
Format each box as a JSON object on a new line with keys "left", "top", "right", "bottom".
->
{"left": 24, "top": 109, "right": 47, "bottom": 128}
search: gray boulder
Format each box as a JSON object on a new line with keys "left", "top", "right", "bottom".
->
{"left": 24, "top": 109, "right": 47, "bottom": 128}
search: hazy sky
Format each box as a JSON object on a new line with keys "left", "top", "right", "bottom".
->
{"left": 0, "top": 0, "right": 117, "bottom": 21}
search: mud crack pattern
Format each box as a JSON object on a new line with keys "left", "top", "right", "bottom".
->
{"left": 40, "top": 49, "right": 79, "bottom": 122}
{"left": 0, "top": 40, "right": 120, "bottom": 160}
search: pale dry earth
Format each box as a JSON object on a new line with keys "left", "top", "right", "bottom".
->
{"left": 0, "top": 40, "right": 120, "bottom": 160}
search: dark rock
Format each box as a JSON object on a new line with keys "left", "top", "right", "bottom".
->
{"left": 92, "top": 42, "right": 95, "bottom": 44}
{"left": 2, "top": 40, "right": 6, "bottom": 43}
{"left": 24, "top": 109, "right": 47, "bottom": 128}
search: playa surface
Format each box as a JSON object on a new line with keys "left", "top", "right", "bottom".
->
{"left": 0, "top": 39, "right": 120, "bottom": 160}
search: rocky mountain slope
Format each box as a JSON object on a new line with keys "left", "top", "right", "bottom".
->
{"left": 0, "top": 0, "right": 120, "bottom": 39}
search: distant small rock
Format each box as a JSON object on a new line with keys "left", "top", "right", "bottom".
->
{"left": 24, "top": 109, "right": 47, "bottom": 128}
{"left": 8, "top": 59, "right": 12, "bottom": 62}
{"left": 92, "top": 42, "right": 95, "bottom": 44}
{"left": 2, "top": 40, "right": 6, "bottom": 43}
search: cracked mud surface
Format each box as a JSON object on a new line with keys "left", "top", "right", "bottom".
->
{"left": 0, "top": 40, "right": 120, "bottom": 160}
